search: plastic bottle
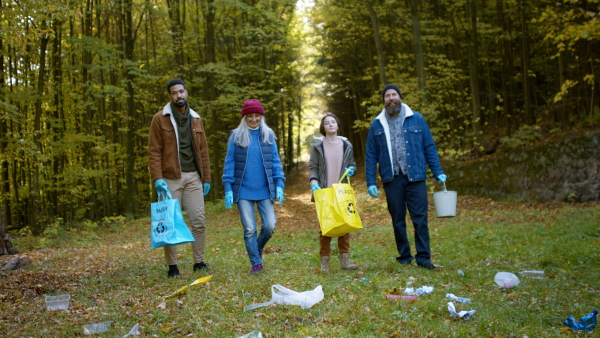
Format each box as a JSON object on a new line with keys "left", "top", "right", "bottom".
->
{"left": 519, "top": 270, "right": 545, "bottom": 279}
{"left": 494, "top": 272, "right": 520, "bottom": 288}
{"left": 83, "top": 321, "right": 113, "bottom": 335}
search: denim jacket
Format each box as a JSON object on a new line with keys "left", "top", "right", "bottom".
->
{"left": 366, "top": 104, "right": 444, "bottom": 186}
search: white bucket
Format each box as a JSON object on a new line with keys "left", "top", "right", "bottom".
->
{"left": 433, "top": 182, "right": 457, "bottom": 218}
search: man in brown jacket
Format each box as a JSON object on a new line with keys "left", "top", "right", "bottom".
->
{"left": 148, "top": 78, "right": 211, "bottom": 277}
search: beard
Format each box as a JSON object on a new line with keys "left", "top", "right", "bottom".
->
{"left": 385, "top": 101, "right": 401, "bottom": 116}
{"left": 173, "top": 99, "right": 187, "bottom": 108}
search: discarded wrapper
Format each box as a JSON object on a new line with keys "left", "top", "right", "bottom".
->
{"left": 447, "top": 302, "right": 475, "bottom": 319}
{"left": 386, "top": 295, "right": 418, "bottom": 302}
{"left": 404, "top": 286, "right": 433, "bottom": 296}
{"left": 446, "top": 293, "right": 471, "bottom": 303}
{"left": 236, "top": 330, "right": 263, "bottom": 338}
{"left": 563, "top": 309, "right": 598, "bottom": 332}
{"left": 244, "top": 284, "right": 324, "bottom": 311}
{"left": 165, "top": 275, "right": 212, "bottom": 299}
{"left": 122, "top": 323, "right": 140, "bottom": 337}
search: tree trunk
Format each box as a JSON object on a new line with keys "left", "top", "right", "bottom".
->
{"left": 33, "top": 21, "right": 50, "bottom": 233}
{"left": 166, "top": 0, "right": 185, "bottom": 76}
{"left": 467, "top": 0, "right": 482, "bottom": 146}
{"left": 408, "top": 0, "right": 426, "bottom": 97}
{"left": 124, "top": 0, "right": 136, "bottom": 215}
{"left": 367, "top": 0, "right": 387, "bottom": 86}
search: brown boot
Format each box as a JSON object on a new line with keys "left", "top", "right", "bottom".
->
{"left": 320, "top": 256, "right": 330, "bottom": 272}
{"left": 339, "top": 253, "right": 358, "bottom": 270}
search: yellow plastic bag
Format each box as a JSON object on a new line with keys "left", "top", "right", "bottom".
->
{"left": 314, "top": 169, "right": 363, "bottom": 237}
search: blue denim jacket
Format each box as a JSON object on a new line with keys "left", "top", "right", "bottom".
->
{"left": 366, "top": 104, "right": 444, "bottom": 186}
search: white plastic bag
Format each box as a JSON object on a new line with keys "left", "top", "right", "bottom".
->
{"left": 244, "top": 284, "right": 324, "bottom": 311}
{"left": 494, "top": 272, "right": 520, "bottom": 288}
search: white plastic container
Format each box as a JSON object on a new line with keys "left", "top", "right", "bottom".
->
{"left": 494, "top": 272, "right": 520, "bottom": 288}
{"left": 83, "top": 321, "right": 113, "bottom": 335}
{"left": 433, "top": 182, "right": 457, "bottom": 218}
{"left": 519, "top": 270, "right": 545, "bottom": 279}
{"left": 45, "top": 294, "right": 70, "bottom": 311}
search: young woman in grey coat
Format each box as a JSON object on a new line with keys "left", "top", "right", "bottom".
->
{"left": 308, "top": 113, "right": 358, "bottom": 272}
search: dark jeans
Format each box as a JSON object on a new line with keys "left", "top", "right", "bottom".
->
{"left": 383, "top": 174, "right": 431, "bottom": 265}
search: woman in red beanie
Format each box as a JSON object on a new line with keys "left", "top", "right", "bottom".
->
{"left": 222, "top": 99, "right": 286, "bottom": 274}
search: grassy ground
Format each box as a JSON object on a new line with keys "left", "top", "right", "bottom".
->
{"left": 1, "top": 166, "right": 599, "bottom": 337}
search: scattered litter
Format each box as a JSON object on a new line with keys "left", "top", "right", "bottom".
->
{"left": 457, "top": 269, "right": 465, "bottom": 277}
{"left": 494, "top": 272, "right": 519, "bottom": 288}
{"left": 237, "top": 330, "right": 263, "bottom": 338}
{"left": 243, "top": 284, "right": 324, "bottom": 311}
{"left": 165, "top": 275, "right": 212, "bottom": 299}
{"left": 386, "top": 295, "right": 418, "bottom": 302}
{"left": 563, "top": 309, "right": 598, "bottom": 332}
{"left": 518, "top": 270, "right": 545, "bottom": 279}
{"left": 358, "top": 278, "right": 370, "bottom": 283}
{"left": 83, "top": 321, "right": 113, "bottom": 335}
{"left": 404, "top": 286, "right": 433, "bottom": 296}
{"left": 447, "top": 302, "right": 475, "bottom": 319}
{"left": 446, "top": 293, "right": 471, "bottom": 303}
{"left": 122, "top": 323, "right": 140, "bottom": 337}
{"left": 45, "top": 294, "right": 70, "bottom": 311}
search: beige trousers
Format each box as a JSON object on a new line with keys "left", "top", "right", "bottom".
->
{"left": 163, "top": 171, "right": 206, "bottom": 265}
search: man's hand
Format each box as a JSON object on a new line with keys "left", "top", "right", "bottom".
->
{"left": 436, "top": 174, "right": 447, "bottom": 183}
{"left": 224, "top": 191, "right": 233, "bottom": 209}
{"left": 203, "top": 183, "right": 211, "bottom": 196}
{"left": 276, "top": 187, "right": 284, "bottom": 205}
{"left": 368, "top": 185, "right": 379, "bottom": 198}
{"left": 155, "top": 179, "right": 169, "bottom": 194}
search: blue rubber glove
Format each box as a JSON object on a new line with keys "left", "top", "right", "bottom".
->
{"left": 311, "top": 183, "right": 321, "bottom": 192}
{"left": 276, "top": 187, "right": 284, "bottom": 205}
{"left": 368, "top": 185, "right": 379, "bottom": 198}
{"left": 224, "top": 191, "right": 233, "bottom": 209}
{"left": 345, "top": 167, "right": 355, "bottom": 177}
{"left": 203, "top": 183, "right": 211, "bottom": 196}
{"left": 155, "top": 179, "right": 169, "bottom": 194}
{"left": 437, "top": 174, "right": 447, "bottom": 183}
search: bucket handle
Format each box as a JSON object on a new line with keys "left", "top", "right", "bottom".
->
{"left": 441, "top": 181, "right": 447, "bottom": 192}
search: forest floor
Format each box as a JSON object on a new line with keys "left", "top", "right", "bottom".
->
{"left": 1, "top": 163, "right": 599, "bottom": 337}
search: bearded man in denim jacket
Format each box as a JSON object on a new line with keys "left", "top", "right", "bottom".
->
{"left": 365, "top": 84, "right": 447, "bottom": 270}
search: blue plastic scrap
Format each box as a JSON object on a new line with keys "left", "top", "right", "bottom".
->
{"left": 563, "top": 309, "right": 598, "bottom": 332}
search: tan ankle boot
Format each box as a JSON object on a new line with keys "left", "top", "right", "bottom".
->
{"left": 339, "top": 253, "right": 358, "bottom": 270}
{"left": 320, "top": 256, "right": 330, "bottom": 272}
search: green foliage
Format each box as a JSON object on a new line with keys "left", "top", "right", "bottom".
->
{"left": 499, "top": 125, "right": 542, "bottom": 151}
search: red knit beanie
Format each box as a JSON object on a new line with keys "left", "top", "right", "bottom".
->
{"left": 241, "top": 99, "right": 265, "bottom": 116}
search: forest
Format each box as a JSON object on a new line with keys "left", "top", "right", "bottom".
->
{"left": 1, "top": 0, "right": 599, "bottom": 232}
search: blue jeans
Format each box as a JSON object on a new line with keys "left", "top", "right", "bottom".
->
{"left": 237, "top": 199, "right": 276, "bottom": 266}
{"left": 383, "top": 174, "right": 431, "bottom": 265}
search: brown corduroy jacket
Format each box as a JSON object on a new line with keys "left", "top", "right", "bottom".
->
{"left": 148, "top": 103, "right": 211, "bottom": 183}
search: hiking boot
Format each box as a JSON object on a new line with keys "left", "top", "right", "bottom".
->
{"left": 167, "top": 265, "right": 180, "bottom": 278}
{"left": 250, "top": 263, "right": 263, "bottom": 274}
{"left": 417, "top": 262, "right": 438, "bottom": 270}
{"left": 193, "top": 262, "right": 209, "bottom": 272}
{"left": 320, "top": 256, "right": 330, "bottom": 272}
{"left": 396, "top": 257, "right": 412, "bottom": 266}
{"left": 339, "top": 253, "right": 358, "bottom": 270}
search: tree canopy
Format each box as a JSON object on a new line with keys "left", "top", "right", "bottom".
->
{"left": 1, "top": 0, "right": 598, "bottom": 232}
